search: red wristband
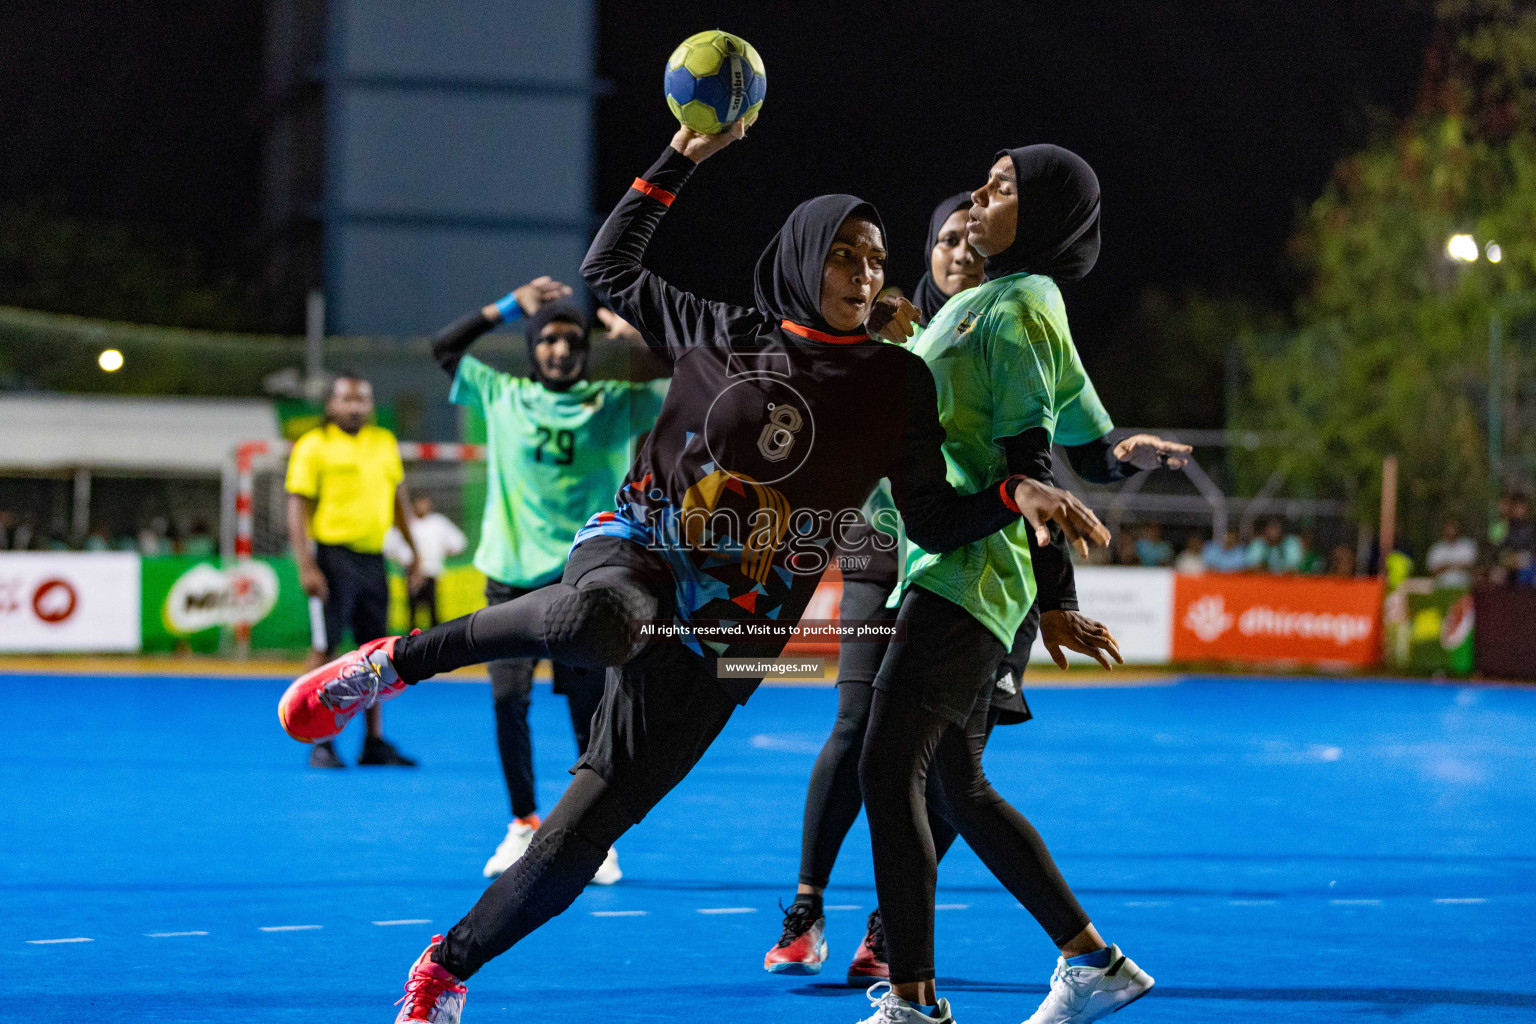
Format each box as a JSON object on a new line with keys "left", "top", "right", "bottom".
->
{"left": 630, "top": 177, "right": 677, "bottom": 207}
{"left": 999, "top": 475, "right": 1026, "bottom": 514}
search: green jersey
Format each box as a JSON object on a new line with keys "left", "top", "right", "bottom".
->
{"left": 901, "top": 272, "right": 1112, "bottom": 644}
{"left": 451, "top": 354, "right": 668, "bottom": 587}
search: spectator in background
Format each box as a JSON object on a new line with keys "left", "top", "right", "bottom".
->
{"left": 1135, "top": 521, "right": 1173, "bottom": 567}
{"left": 1494, "top": 493, "right": 1535, "bottom": 586}
{"left": 1296, "top": 530, "right": 1326, "bottom": 575}
{"left": 286, "top": 371, "right": 422, "bottom": 769}
{"left": 1202, "top": 527, "right": 1246, "bottom": 573}
{"left": 1173, "top": 532, "right": 1206, "bottom": 574}
{"left": 1330, "top": 543, "right": 1357, "bottom": 577}
{"left": 1112, "top": 529, "right": 1140, "bottom": 566}
{"left": 1245, "top": 517, "right": 1302, "bottom": 574}
{"left": 1425, "top": 518, "right": 1477, "bottom": 589}
{"left": 180, "top": 520, "right": 217, "bottom": 558}
{"left": 386, "top": 495, "right": 468, "bottom": 630}
{"left": 1489, "top": 492, "right": 1513, "bottom": 548}
{"left": 137, "top": 516, "right": 170, "bottom": 556}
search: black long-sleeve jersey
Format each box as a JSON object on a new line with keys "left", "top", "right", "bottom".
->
{"left": 577, "top": 146, "right": 1025, "bottom": 665}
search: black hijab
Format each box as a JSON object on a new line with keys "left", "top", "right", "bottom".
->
{"left": 525, "top": 300, "right": 589, "bottom": 391}
{"left": 753, "top": 194, "right": 884, "bottom": 338}
{"left": 983, "top": 144, "right": 1100, "bottom": 283}
{"left": 911, "top": 191, "right": 975, "bottom": 320}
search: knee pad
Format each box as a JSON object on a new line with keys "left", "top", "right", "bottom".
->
{"left": 437, "top": 826, "right": 609, "bottom": 979}
{"left": 543, "top": 584, "right": 649, "bottom": 668}
{"left": 499, "top": 826, "right": 609, "bottom": 919}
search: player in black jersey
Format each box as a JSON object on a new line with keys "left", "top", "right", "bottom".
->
{"left": 277, "top": 121, "right": 1110, "bottom": 1023}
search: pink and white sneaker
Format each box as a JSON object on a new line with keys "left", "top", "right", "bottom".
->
{"left": 277, "top": 633, "right": 414, "bottom": 743}
{"left": 395, "top": 936, "right": 467, "bottom": 1023}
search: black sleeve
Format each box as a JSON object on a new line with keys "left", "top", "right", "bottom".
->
{"left": 581, "top": 146, "right": 762, "bottom": 366}
{"left": 886, "top": 356, "right": 1022, "bottom": 553}
{"left": 1063, "top": 436, "right": 1136, "bottom": 485}
{"left": 430, "top": 309, "right": 498, "bottom": 377}
{"left": 1001, "top": 427, "right": 1077, "bottom": 613}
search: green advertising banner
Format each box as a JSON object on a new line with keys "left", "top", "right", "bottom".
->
{"left": 141, "top": 556, "right": 309, "bottom": 653}
{"left": 1384, "top": 579, "right": 1474, "bottom": 677}
{"left": 142, "top": 555, "right": 490, "bottom": 654}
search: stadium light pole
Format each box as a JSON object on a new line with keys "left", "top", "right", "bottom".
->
{"left": 1448, "top": 234, "right": 1504, "bottom": 530}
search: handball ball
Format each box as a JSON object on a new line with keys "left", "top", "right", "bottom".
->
{"left": 664, "top": 30, "right": 766, "bottom": 135}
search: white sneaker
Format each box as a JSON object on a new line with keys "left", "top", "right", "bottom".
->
{"left": 481, "top": 817, "right": 538, "bottom": 879}
{"left": 856, "top": 982, "right": 954, "bottom": 1023}
{"left": 1022, "top": 945, "right": 1154, "bottom": 1023}
{"left": 589, "top": 846, "right": 622, "bottom": 886}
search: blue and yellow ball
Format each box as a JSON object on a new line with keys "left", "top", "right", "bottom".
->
{"left": 664, "top": 30, "right": 766, "bottom": 135}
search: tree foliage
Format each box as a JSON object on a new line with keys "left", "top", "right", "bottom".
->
{"left": 1233, "top": 0, "right": 1536, "bottom": 553}
{"left": 0, "top": 202, "right": 268, "bottom": 332}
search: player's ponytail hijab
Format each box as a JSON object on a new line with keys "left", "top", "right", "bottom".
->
{"left": 984, "top": 144, "right": 1101, "bottom": 284}
{"left": 753, "top": 194, "right": 884, "bottom": 338}
{"left": 911, "top": 191, "right": 974, "bottom": 320}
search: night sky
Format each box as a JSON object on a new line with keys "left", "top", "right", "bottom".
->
{"left": 2, "top": 0, "right": 1435, "bottom": 422}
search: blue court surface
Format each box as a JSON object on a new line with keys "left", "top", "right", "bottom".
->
{"left": 3, "top": 670, "right": 1535, "bottom": 1023}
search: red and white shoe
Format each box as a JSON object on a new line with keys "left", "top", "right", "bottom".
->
{"left": 395, "top": 936, "right": 467, "bottom": 1023}
{"left": 847, "top": 909, "right": 889, "bottom": 985}
{"left": 764, "top": 901, "right": 828, "bottom": 975}
{"left": 278, "top": 633, "right": 414, "bottom": 743}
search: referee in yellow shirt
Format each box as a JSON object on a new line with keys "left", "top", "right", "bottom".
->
{"left": 285, "top": 371, "right": 422, "bottom": 769}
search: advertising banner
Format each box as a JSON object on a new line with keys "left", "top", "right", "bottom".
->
{"left": 1172, "top": 573, "right": 1384, "bottom": 668}
{"left": 781, "top": 567, "right": 1176, "bottom": 665}
{"left": 0, "top": 552, "right": 141, "bottom": 652}
{"left": 1030, "top": 566, "right": 1176, "bottom": 665}
{"left": 1384, "top": 580, "right": 1474, "bottom": 676}
{"left": 141, "top": 557, "right": 309, "bottom": 653}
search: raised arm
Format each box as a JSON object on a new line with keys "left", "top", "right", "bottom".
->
{"left": 581, "top": 125, "right": 762, "bottom": 365}
{"left": 1062, "top": 433, "right": 1190, "bottom": 484}
{"left": 430, "top": 277, "right": 572, "bottom": 377}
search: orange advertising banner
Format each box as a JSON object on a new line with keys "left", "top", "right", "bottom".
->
{"left": 1172, "top": 574, "right": 1385, "bottom": 667}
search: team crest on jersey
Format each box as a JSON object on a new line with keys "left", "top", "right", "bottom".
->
{"left": 955, "top": 312, "right": 980, "bottom": 336}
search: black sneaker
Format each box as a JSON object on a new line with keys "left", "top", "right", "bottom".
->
{"left": 358, "top": 736, "right": 417, "bottom": 767}
{"left": 308, "top": 740, "right": 345, "bottom": 769}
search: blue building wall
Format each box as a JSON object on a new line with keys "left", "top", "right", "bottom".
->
{"left": 324, "top": 0, "right": 595, "bottom": 335}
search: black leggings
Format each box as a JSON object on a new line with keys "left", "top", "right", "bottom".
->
{"left": 484, "top": 579, "right": 607, "bottom": 820}
{"left": 862, "top": 589, "right": 1089, "bottom": 985}
{"left": 390, "top": 540, "right": 670, "bottom": 685}
{"left": 799, "top": 681, "right": 999, "bottom": 889}
{"left": 388, "top": 538, "right": 749, "bottom": 981}
{"left": 799, "top": 577, "right": 1025, "bottom": 890}
{"left": 435, "top": 634, "right": 739, "bottom": 980}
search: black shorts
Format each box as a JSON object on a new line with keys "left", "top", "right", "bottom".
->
{"left": 873, "top": 587, "right": 1007, "bottom": 728}
{"left": 991, "top": 602, "right": 1038, "bottom": 725}
{"left": 314, "top": 543, "right": 388, "bottom": 654}
{"left": 560, "top": 536, "right": 745, "bottom": 785}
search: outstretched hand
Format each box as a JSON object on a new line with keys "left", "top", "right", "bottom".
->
{"left": 669, "top": 114, "right": 753, "bottom": 164}
{"left": 1113, "top": 433, "right": 1192, "bottom": 471}
{"left": 868, "top": 296, "right": 921, "bottom": 343}
{"left": 596, "top": 307, "right": 643, "bottom": 343}
{"left": 1010, "top": 478, "right": 1111, "bottom": 556}
{"left": 1040, "top": 609, "right": 1123, "bottom": 670}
